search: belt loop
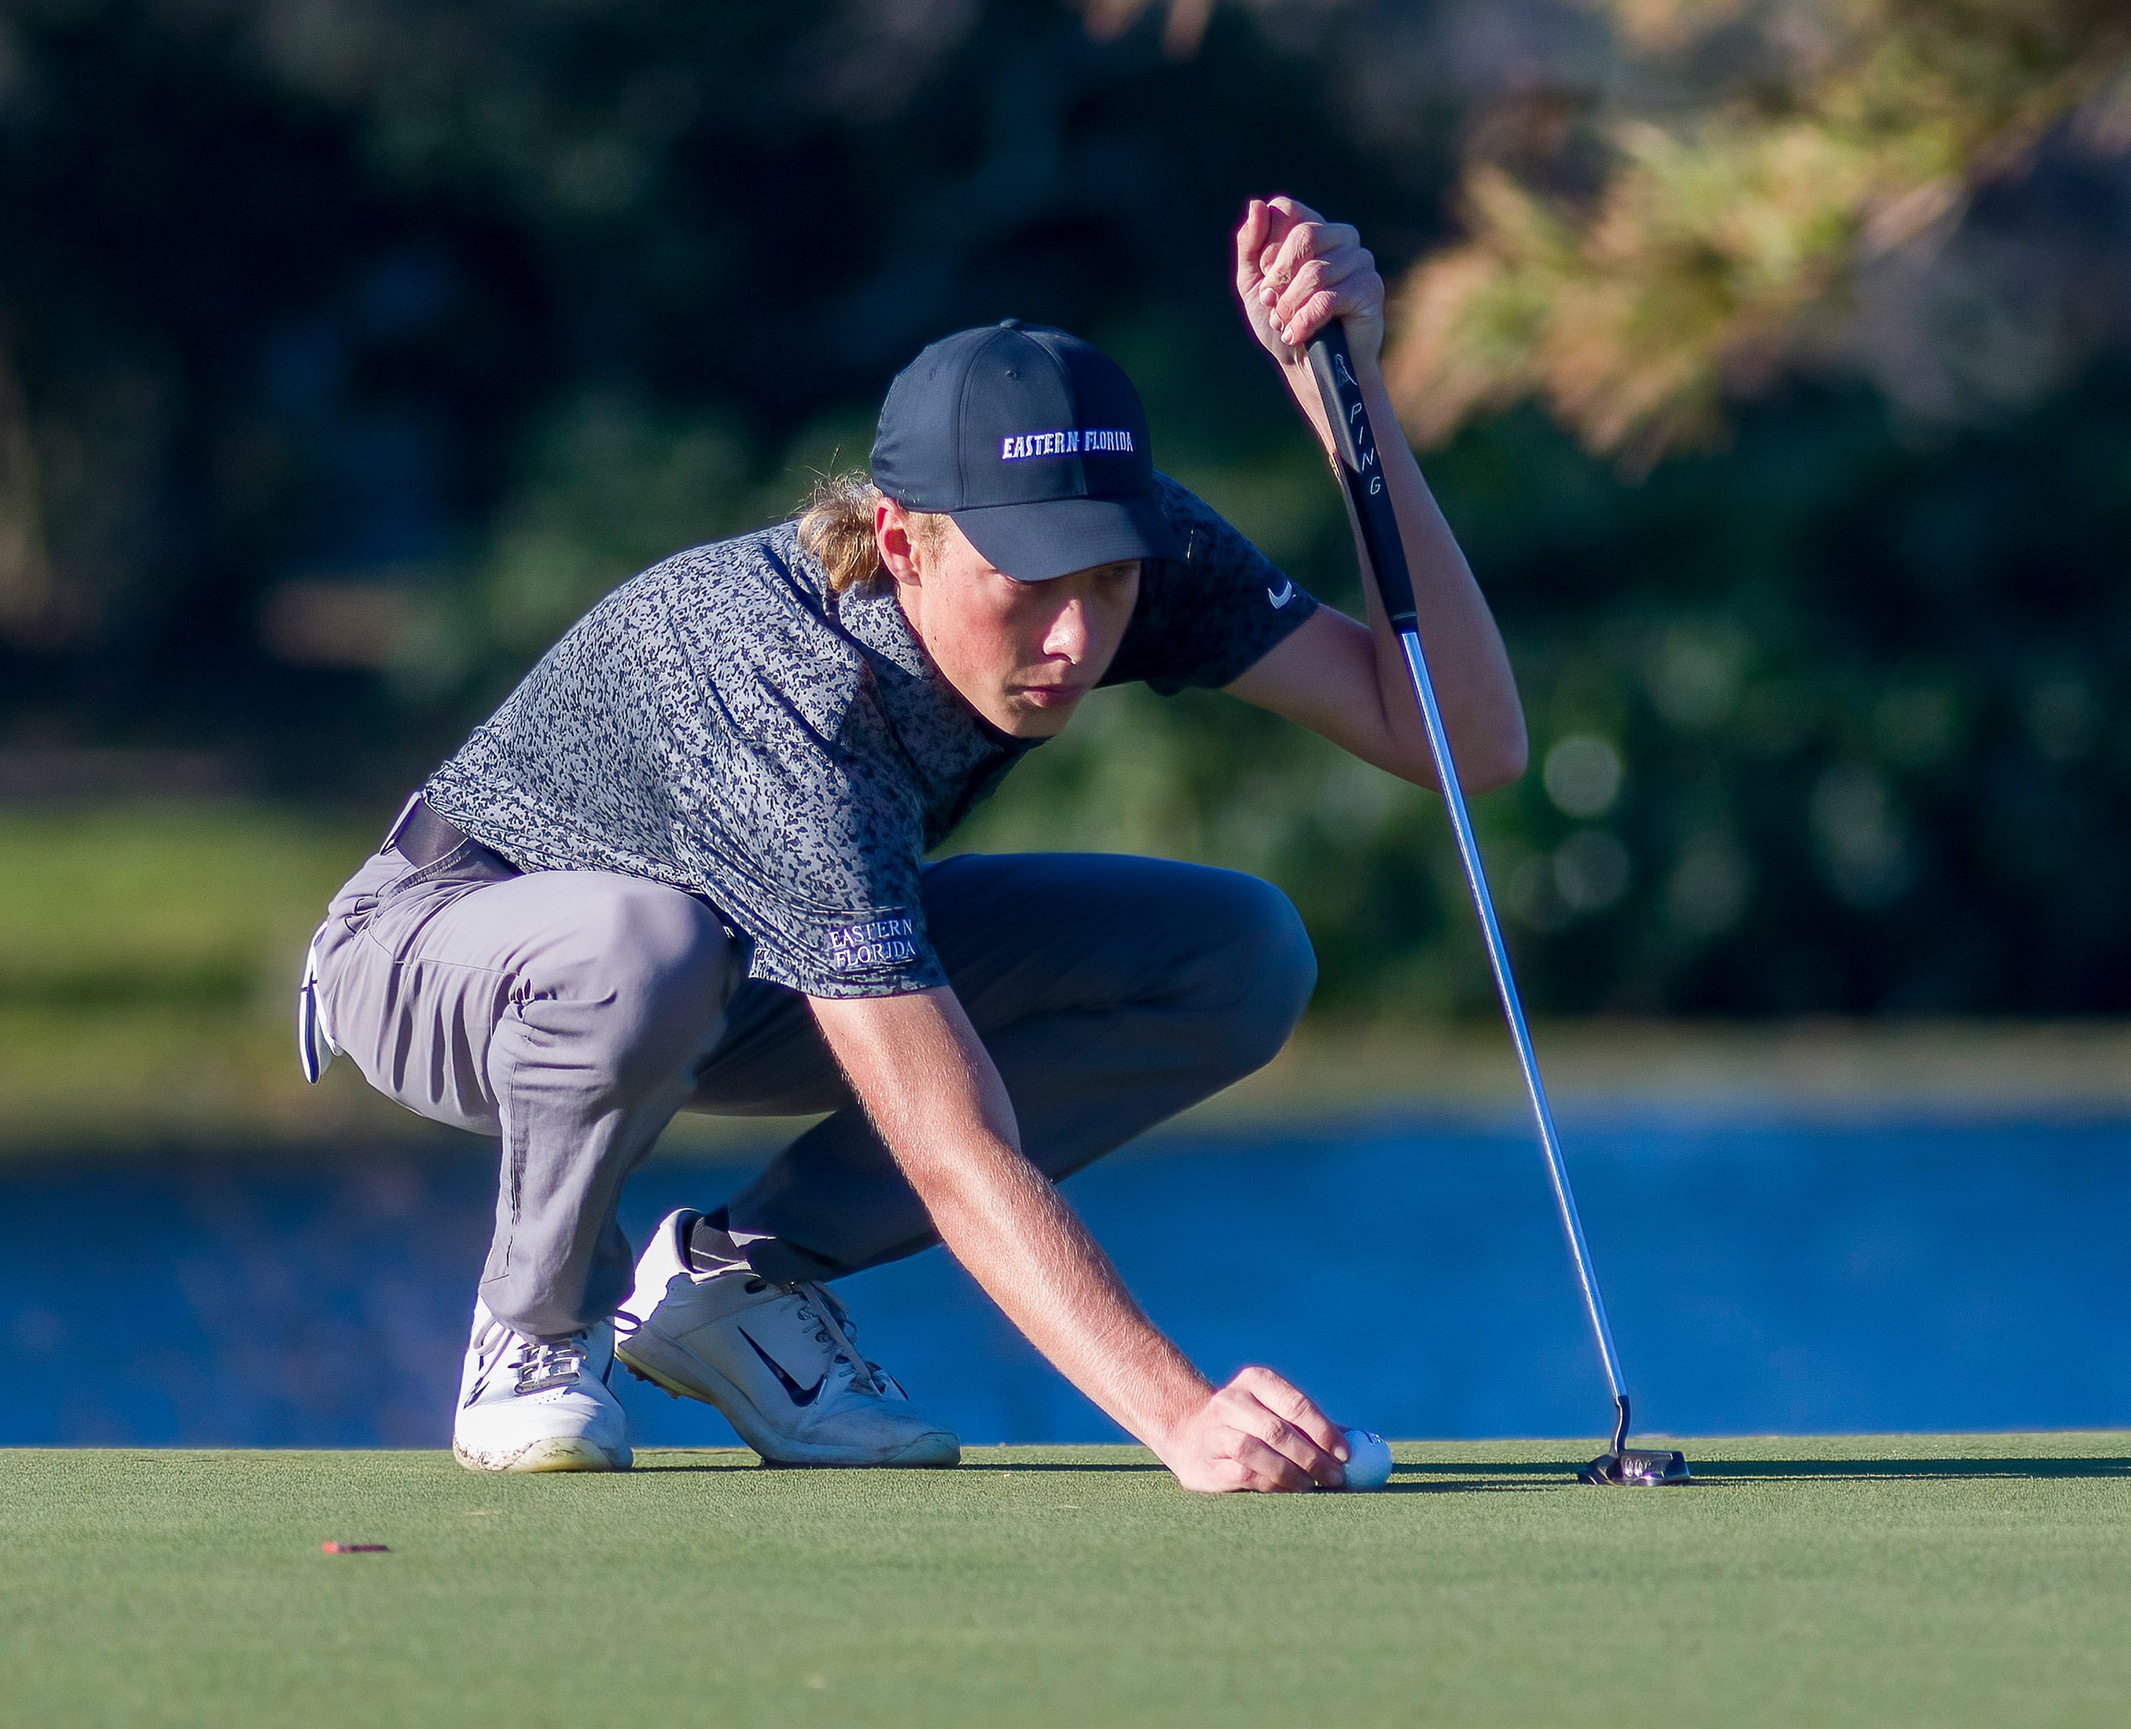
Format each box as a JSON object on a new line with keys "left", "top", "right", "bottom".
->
{"left": 382, "top": 791, "right": 424, "bottom": 854}
{"left": 297, "top": 927, "right": 339, "bottom": 1084}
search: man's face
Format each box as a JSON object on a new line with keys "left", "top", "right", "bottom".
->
{"left": 877, "top": 502, "right": 1140, "bottom": 739}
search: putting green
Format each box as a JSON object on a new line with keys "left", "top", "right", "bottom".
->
{"left": 4, "top": 1435, "right": 2127, "bottom": 1727}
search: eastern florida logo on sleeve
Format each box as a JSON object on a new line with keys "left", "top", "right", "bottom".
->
{"left": 828, "top": 915, "right": 920, "bottom": 972}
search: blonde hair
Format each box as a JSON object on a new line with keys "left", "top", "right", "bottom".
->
{"left": 796, "top": 471, "right": 950, "bottom": 595}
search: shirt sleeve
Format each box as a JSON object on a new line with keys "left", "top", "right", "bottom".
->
{"left": 675, "top": 690, "right": 947, "bottom": 1001}
{"left": 1099, "top": 473, "right": 1320, "bottom": 696}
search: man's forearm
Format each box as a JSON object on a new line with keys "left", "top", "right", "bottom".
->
{"left": 810, "top": 989, "right": 1210, "bottom": 1452}
{"left": 1287, "top": 351, "right": 1526, "bottom": 790}
{"left": 916, "top": 1126, "right": 1212, "bottom": 1444}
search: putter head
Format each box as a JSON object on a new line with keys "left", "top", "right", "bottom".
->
{"left": 1579, "top": 1447, "right": 1690, "bottom": 1487}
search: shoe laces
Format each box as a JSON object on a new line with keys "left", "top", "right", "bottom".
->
{"left": 789, "top": 1280, "right": 884, "bottom": 1397}
{"left": 515, "top": 1335, "right": 590, "bottom": 1395}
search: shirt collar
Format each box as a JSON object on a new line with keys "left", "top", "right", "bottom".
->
{"left": 818, "top": 554, "right": 1036, "bottom": 798}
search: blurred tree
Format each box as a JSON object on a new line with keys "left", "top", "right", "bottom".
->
{"left": 0, "top": 0, "right": 1404, "bottom": 786}
{"left": 7, "top": 0, "right": 2131, "bottom": 1019}
{"left": 0, "top": 333, "right": 51, "bottom": 642}
{"left": 1389, "top": 0, "right": 2131, "bottom": 465}
{"left": 1020, "top": 0, "right": 2131, "bottom": 1021}
{"left": 1090, "top": 0, "right": 2131, "bottom": 463}
{"left": 967, "top": 363, "right": 2131, "bottom": 1016}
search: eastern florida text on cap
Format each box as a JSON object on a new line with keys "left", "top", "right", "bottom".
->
{"left": 870, "top": 320, "right": 1187, "bottom": 583}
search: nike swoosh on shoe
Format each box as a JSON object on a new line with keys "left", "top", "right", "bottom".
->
{"left": 739, "top": 1327, "right": 827, "bottom": 1406}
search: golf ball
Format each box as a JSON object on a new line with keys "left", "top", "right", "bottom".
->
{"left": 1340, "top": 1428, "right": 1393, "bottom": 1492}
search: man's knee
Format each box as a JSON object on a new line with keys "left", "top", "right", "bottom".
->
{"left": 1237, "top": 876, "right": 1318, "bottom": 1054}
{"left": 1192, "top": 869, "right": 1317, "bottom": 1067}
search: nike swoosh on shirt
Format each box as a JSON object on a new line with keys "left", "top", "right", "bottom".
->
{"left": 1267, "top": 579, "right": 1296, "bottom": 609}
{"left": 739, "top": 1327, "right": 826, "bottom": 1406}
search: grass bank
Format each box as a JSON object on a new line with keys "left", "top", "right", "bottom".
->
{"left": 0, "top": 801, "right": 406, "bottom": 1148}
{"left": 9, "top": 800, "right": 2131, "bottom": 1152}
{"left": 4, "top": 1435, "right": 2127, "bottom": 1727}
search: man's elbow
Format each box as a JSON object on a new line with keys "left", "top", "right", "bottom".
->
{"left": 1461, "top": 718, "right": 1529, "bottom": 794}
{"left": 1403, "top": 713, "right": 1526, "bottom": 795}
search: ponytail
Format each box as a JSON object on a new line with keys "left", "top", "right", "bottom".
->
{"left": 796, "top": 472, "right": 950, "bottom": 594}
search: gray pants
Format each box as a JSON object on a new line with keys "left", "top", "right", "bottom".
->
{"left": 312, "top": 844, "right": 1317, "bottom": 1338}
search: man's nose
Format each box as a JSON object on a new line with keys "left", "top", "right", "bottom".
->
{"left": 1042, "top": 597, "right": 1091, "bottom": 660}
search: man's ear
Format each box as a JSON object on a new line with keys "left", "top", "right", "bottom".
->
{"left": 876, "top": 498, "right": 922, "bottom": 587}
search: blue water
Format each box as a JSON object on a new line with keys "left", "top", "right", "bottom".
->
{"left": 4, "top": 1114, "right": 2127, "bottom": 1447}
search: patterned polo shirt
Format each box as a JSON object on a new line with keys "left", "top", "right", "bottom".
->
{"left": 422, "top": 474, "right": 1317, "bottom": 997}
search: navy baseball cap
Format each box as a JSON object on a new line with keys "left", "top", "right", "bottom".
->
{"left": 870, "top": 320, "right": 1184, "bottom": 582}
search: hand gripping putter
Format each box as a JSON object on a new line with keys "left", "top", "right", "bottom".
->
{"left": 1305, "top": 322, "right": 1688, "bottom": 1488}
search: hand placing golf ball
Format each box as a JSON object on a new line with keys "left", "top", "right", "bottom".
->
{"left": 1339, "top": 1428, "right": 1393, "bottom": 1492}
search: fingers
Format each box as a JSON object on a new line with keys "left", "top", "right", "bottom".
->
{"left": 1265, "top": 254, "right": 1381, "bottom": 349}
{"left": 1245, "top": 217, "right": 1376, "bottom": 351}
{"left": 1233, "top": 196, "right": 1385, "bottom": 366}
{"left": 1164, "top": 1369, "right": 1351, "bottom": 1493}
{"left": 1167, "top": 1364, "right": 1346, "bottom": 1483}
{"left": 1177, "top": 1433, "right": 1315, "bottom": 1494}
{"left": 1263, "top": 193, "right": 1327, "bottom": 236}
{"left": 1179, "top": 1455, "right": 1261, "bottom": 1494}
{"left": 1214, "top": 1371, "right": 1345, "bottom": 1489}
{"left": 1233, "top": 197, "right": 1272, "bottom": 288}
{"left": 1227, "top": 1432, "right": 1319, "bottom": 1492}
{"left": 1256, "top": 216, "right": 1361, "bottom": 298}
{"left": 1232, "top": 1365, "right": 1348, "bottom": 1460}
{"left": 1235, "top": 195, "right": 1335, "bottom": 288}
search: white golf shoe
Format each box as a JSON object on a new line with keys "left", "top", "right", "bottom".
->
{"left": 451, "top": 1302, "right": 633, "bottom": 1474}
{"left": 615, "top": 1210, "right": 959, "bottom": 1468}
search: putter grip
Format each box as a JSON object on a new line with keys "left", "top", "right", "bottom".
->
{"left": 1304, "top": 323, "right": 1419, "bottom": 629}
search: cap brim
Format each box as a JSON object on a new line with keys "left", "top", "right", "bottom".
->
{"left": 950, "top": 494, "right": 1184, "bottom": 583}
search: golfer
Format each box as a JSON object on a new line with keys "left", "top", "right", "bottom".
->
{"left": 299, "top": 197, "right": 1525, "bottom": 1492}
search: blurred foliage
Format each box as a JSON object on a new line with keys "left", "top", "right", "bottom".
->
{"left": 2, "top": 0, "right": 2130, "bottom": 1023}
{"left": 478, "top": 395, "right": 755, "bottom": 659}
{"left": 970, "top": 363, "right": 2131, "bottom": 1015}
{"left": 0, "top": 802, "right": 415, "bottom": 1146}
{"left": 1387, "top": 0, "right": 2131, "bottom": 464}
{"left": 0, "top": 803, "right": 366, "bottom": 1008}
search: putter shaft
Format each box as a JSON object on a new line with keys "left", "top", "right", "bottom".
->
{"left": 1388, "top": 626, "right": 1630, "bottom": 1409}
{"left": 1304, "top": 322, "right": 1632, "bottom": 1442}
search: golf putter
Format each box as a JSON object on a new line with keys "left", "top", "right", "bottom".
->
{"left": 1303, "top": 320, "right": 1687, "bottom": 1489}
